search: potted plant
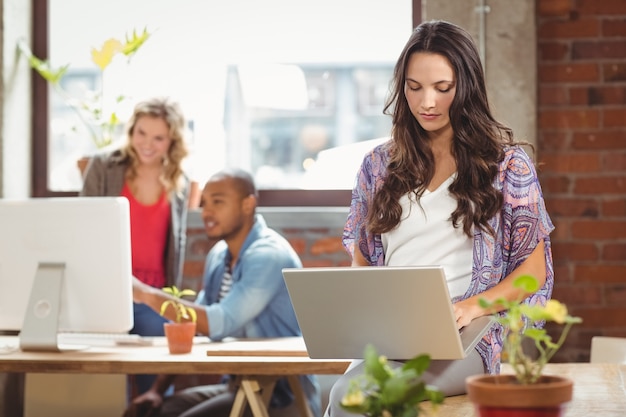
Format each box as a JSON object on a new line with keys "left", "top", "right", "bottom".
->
{"left": 18, "top": 28, "right": 151, "bottom": 174}
{"left": 339, "top": 344, "right": 444, "bottom": 417}
{"left": 465, "top": 275, "right": 582, "bottom": 417}
{"left": 160, "top": 285, "right": 198, "bottom": 354}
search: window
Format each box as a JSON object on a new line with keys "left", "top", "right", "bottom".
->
{"left": 225, "top": 64, "right": 393, "bottom": 189}
{"left": 32, "top": 0, "right": 421, "bottom": 205}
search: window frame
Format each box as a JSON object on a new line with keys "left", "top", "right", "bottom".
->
{"left": 30, "top": 0, "right": 421, "bottom": 205}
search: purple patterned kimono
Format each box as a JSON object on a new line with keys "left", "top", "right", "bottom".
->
{"left": 342, "top": 141, "right": 555, "bottom": 374}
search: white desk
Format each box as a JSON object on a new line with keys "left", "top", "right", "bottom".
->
{"left": 0, "top": 336, "right": 350, "bottom": 417}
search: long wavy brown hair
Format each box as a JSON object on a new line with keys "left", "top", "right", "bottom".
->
{"left": 368, "top": 20, "right": 527, "bottom": 238}
{"left": 121, "top": 96, "right": 189, "bottom": 193}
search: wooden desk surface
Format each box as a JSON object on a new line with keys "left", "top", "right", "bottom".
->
{"left": 5, "top": 337, "right": 624, "bottom": 416}
{"left": 0, "top": 336, "right": 350, "bottom": 376}
{"left": 421, "top": 363, "right": 626, "bottom": 417}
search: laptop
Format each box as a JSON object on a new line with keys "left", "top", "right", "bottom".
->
{"left": 282, "top": 266, "right": 494, "bottom": 360}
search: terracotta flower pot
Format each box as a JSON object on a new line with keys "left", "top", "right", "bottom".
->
{"left": 163, "top": 322, "right": 197, "bottom": 354}
{"left": 76, "top": 156, "right": 92, "bottom": 178}
{"left": 466, "top": 374, "right": 573, "bottom": 417}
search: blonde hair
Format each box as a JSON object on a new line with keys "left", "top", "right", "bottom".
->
{"left": 121, "top": 96, "right": 189, "bottom": 192}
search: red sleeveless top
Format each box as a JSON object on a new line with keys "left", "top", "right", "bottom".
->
{"left": 121, "top": 183, "right": 171, "bottom": 288}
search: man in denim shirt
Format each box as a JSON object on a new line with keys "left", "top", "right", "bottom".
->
{"left": 126, "top": 168, "right": 320, "bottom": 417}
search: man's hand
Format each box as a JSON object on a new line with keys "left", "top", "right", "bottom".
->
{"left": 122, "top": 389, "right": 163, "bottom": 417}
{"left": 131, "top": 278, "right": 209, "bottom": 336}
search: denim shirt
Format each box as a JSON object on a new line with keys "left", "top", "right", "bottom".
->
{"left": 196, "top": 214, "right": 321, "bottom": 416}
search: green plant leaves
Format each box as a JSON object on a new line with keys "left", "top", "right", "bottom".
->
{"left": 17, "top": 28, "right": 151, "bottom": 149}
{"left": 161, "top": 286, "right": 198, "bottom": 323}
{"left": 513, "top": 274, "right": 540, "bottom": 293}
{"left": 402, "top": 353, "right": 431, "bottom": 375}
{"left": 478, "top": 275, "right": 582, "bottom": 385}
{"left": 363, "top": 344, "right": 391, "bottom": 384}
{"left": 17, "top": 39, "right": 67, "bottom": 85}
{"left": 122, "top": 27, "right": 151, "bottom": 57}
{"left": 341, "top": 345, "right": 443, "bottom": 417}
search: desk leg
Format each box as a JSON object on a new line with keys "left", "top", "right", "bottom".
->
{"left": 256, "top": 376, "right": 277, "bottom": 407}
{"left": 229, "top": 376, "right": 277, "bottom": 417}
{"left": 287, "top": 376, "right": 313, "bottom": 417}
{"left": 230, "top": 386, "right": 248, "bottom": 417}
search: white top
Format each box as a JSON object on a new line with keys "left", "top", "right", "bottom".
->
{"left": 382, "top": 175, "right": 472, "bottom": 299}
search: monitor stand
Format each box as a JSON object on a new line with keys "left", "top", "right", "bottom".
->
{"left": 19, "top": 262, "right": 87, "bottom": 352}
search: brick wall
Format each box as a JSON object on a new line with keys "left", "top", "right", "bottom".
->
{"left": 537, "top": 0, "right": 626, "bottom": 362}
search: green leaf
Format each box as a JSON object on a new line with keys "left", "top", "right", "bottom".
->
{"left": 340, "top": 345, "right": 445, "bottom": 417}
{"left": 160, "top": 299, "right": 174, "bottom": 316}
{"left": 162, "top": 286, "right": 178, "bottom": 296}
{"left": 18, "top": 40, "right": 68, "bottom": 85}
{"left": 478, "top": 298, "right": 491, "bottom": 308}
{"left": 424, "top": 385, "right": 445, "bottom": 405}
{"left": 363, "top": 345, "right": 391, "bottom": 384}
{"left": 519, "top": 305, "right": 551, "bottom": 322}
{"left": 523, "top": 327, "right": 547, "bottom": 341}
{"left": 183, "top": 307, "right": 198, "bottom": 322}
{"left": 379, "top": 370, "right": 416, "bottom": 404}
{"left": 108, "top": 112, "right": 120, "bottom": 127}
{"left": 402, "top": 353, "right": 431, "bottom": 375}
{"left": 399, "top": 377, "right": 426, "bottom": 402}
{"left": 513, "top": 274, "right": 540, "bottom": 293}
{"left": 179, "top": 289, "right": 198, "bottom": 298}
{"left": 122, "top": 27, "right": 151, "bottom": 56}
{"left": 161, "top": 286, "right": 198, "bottom": 323}
{"left": 565, "top": 316, "right": 583, "bottom": 324}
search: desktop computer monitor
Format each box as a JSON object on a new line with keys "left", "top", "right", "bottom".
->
{"left": 0, "top": 197, "right": 134, "bottom": 351}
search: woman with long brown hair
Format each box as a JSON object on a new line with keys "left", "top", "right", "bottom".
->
{"left": 325, "top": 20, "right": 554, "bottom": 416}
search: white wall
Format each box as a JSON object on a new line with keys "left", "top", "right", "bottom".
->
{"left": 1, "top": 0, "right": 31, "bottom": 198}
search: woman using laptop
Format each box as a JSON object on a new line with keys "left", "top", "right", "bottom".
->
{"left": 325, "top": 20, "right": 554, "bottom": 416}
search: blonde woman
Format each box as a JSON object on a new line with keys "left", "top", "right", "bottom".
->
{"left": 81, "top": 96, "right": 193, "bottom": 395}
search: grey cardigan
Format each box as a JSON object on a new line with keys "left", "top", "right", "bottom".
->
{"left": 80, "top": 149, "right": 190, "bottom": 288}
